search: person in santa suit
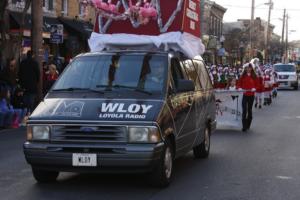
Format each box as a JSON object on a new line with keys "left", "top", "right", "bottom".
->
{"left": 211, "top": 66, "right": 220, "bottom": 88}
{"left": 263, "top": 69, "right": 273, "bottom": 105}
{"left": 237, "top": 63, "right": 257, "bottom": 132}
{"left": 272, "top": 69, "right": 278, "bottom": 98}
{"left": 255, "top": 70, "right": 264, "bottom": 109}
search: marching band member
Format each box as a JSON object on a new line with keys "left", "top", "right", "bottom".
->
{"left": 237, "top": 63, "right": 257, "bottom": 132}
{"left": 255, "top": 70, "right": 264, "bottom": 109}
{"left": 263, "top": 69, "right": 273, "bottom": 105}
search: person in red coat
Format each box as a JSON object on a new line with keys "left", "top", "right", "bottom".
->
{"left": 255, "top": 70, "right": 264, "bottom": 109}
{"left": 45, "top": 64, "right": 59, "bottom": 92}
{"left": 237, "top": 63, "right": 257, "bottom": 132}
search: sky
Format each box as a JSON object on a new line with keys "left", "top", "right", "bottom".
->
{"left": 213, "top": 0, "right": 300, "bottom": 41}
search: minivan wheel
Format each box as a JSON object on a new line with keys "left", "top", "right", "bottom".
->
{"left": 193, "top": 127, "right": 211, "bottom": 159}
{"left": 32, "top": 168, "right": 59, "bottom": 183}
{"left": 294, "top": 85, "right": 298, "bottom": 90}
{"left": 149, "top": 139, "right": 173, "bottom": 187}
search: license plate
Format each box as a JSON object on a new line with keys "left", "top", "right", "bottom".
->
{"left": 72, "top": 153, "right": 97, "bottom": 167}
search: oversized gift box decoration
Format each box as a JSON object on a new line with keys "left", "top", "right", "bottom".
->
{"left": 81, "top": 0, "right": 205, "bottom": 58}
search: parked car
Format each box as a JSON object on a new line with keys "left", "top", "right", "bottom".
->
{"left": 274, "top": 63, "right": 298, "bottom": 90}
{"left": 23, "top": 50, "right": 216, "bottom": 187}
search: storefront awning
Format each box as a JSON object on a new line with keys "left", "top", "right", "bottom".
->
{"left": 58, "top": 17, "right": 93, "bottom": 39}
{"left": 9, "top": 11, "right": 61, "bottom": 35}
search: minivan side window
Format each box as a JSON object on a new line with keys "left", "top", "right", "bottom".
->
{"left": 171, "top": 58, "right": 184, "bottom": 89}
{"left": 193, "top": 60, "right": 213, "bottom": 89}
{"left": 181, "top": 59, "right": 202, "bottom": 91}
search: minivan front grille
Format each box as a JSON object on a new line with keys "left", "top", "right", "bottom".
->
{"left": 279, "top": 75, "right": 289, "bottom": 79}
{"left": 51, "top": 125, "right": 127, "bottom": 144}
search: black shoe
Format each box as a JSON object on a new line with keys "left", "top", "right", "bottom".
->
{"left": 242, "top": 128, "right": 247, "bottom": 132}
{"left": 259, "top": 105, "right": 262, "bottom": 109}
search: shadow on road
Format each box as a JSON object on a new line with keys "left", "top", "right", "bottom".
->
{"left": 24, "top": 154, "right": 215, "bottom": 200}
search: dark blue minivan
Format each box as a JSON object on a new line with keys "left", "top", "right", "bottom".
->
{"left": 24, "top": 50, "right": 216, "bottom": 187}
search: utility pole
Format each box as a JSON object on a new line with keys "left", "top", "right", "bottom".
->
{"left": 281, "top": 9, "right": 286, "bottom": 62}
{"left": 31, "top": 0, "right": 43, "bottom": 101}
{"left": 250, "top": 0, "right": 255, "bottom": 58}
{"left": 285, "top": 13, "right": 289, "bottom": 63}
{"left": 265, "top": 0, "right": 272, "bottom": 63}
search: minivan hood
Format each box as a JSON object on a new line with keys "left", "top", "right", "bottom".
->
{"left": 30, "top": 98, "right": 164, "bottom": 122}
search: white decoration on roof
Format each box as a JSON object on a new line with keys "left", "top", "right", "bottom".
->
{"left": 88, "top": 31, "right": 205, "bottom": 58}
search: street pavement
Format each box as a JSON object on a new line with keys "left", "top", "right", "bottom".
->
{"left": 1, "top": 90, "right": 300, "bottom": 200}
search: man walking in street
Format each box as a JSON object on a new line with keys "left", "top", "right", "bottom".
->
{"left": 19, "top": 51, "right": 40, "bottom": 112}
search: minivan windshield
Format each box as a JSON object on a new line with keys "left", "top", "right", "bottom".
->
{"left": 274, "top": 64, "right": 296, "bottom": 72}
{"left": 52, "top": 53, "right": 168, "bottom": 94}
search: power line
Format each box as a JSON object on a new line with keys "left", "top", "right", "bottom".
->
{"left": 222, "top": 4, "right": 300, "bottom": 11}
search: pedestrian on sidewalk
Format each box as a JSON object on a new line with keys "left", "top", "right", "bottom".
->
{"left": 45, "top": 64, "right": 59, "bottom": 92}
{"left": 18, "top": 51, "right": 40, "bottom": 113}
{"left": 0, "top": 87, "right": 22, "bottom": 128}
{"left": 0, "top": 57, "right": 18, "bottom": 95}
{"left": 237, "top": 63, "right": 257, "bottom": 132}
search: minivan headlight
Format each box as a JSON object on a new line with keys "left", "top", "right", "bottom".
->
{"left": 27, "top": 126, "right": 50, "bottom": 140}
{"left": 128, "top": 127, "right": 161, "bottom": 143}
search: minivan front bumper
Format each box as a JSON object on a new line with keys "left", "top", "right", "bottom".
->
{"left": 24, "top": 142, "right": 164, "bottom": 173}
{"left": 278, "top": 80, "right": 298, "bottom": 88}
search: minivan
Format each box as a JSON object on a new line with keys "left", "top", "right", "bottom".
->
{"left": 24, "top": 50, "right": 216, "bottom": 187}
{"left": 274, "top": 63, "right": 299, "bottom": 90}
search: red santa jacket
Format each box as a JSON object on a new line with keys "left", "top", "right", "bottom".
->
{"left": 237, "top": 74, "right": 257, "bottom": 96}
{"left": 263, "top": 75, "right": 273, "bottom": 91}
{"left": 256, "top": 77, "right": 264, "bottom": 93}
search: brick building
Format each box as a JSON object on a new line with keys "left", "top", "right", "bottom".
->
{"left": 201, "top": 0, "right": 227, "bottom": 65}
{"left": 223, "top": 17, "right": 275, "bottom": 63}
{"left": 7, "top": 0, "right": 95, "bottom": 65}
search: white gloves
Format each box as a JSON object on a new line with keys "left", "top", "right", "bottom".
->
{"left": 251, "top": 88, "right": 256, "bottom": 92}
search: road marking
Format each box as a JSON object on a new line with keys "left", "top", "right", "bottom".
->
{"left": 276, "top": 176, "right": 293, "bottom": 180}
{"left": 282, "top": 116, "right": 300, "bottom": 119}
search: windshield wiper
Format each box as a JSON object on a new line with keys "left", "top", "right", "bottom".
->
{"left": 113, "top": 85, "right": 153, "bottom": 95}
{"left": 52, "top": 87, "right": 104, "bottom": 94}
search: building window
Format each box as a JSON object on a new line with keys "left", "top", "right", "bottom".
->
{"left": 43, "top": 0, "right": 54, "bottom": 11}
{"left": 214, "top": 17, "right": 217, "bottom": 36}
{"left": 61, "top": 0, "right": 68, "bottom": 15}
{"left": 217, "top": 19, "right": 220, "bottom": 37}
{"left": 219, "top": 21, "right": 222, "bottom": 37}
{"left": 79, "top": 3, "right": 85, "bottom": 17}
{"left": 48, "top": 0, "right": 53, "bottom": 10}
{"left": 12, "top": 0, "right": 25, "bottom": 9}
{"left": 210, "top": 16, "right": 213, "bottom": 34}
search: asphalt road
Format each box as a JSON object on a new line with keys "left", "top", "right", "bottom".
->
{"left": 1, "top": 90, "right": 300, "bottom": 200}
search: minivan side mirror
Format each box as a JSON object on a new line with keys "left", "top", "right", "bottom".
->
{"left": 176, "top": 79, "right": 195, "bottom": 93}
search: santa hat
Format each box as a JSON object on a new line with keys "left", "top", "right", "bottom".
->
{"left": 242, "top": 63, "right": 253, "bottom": 69}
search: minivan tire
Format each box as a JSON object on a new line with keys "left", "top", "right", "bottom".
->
{"left": 193, "top": 127, "right": 211, "bottom": 159}
{"left": 149, "top": 138, "right": 173, "bottom": 187}
{"left": 32, "top": 168, "right": 59, "bottom": 183}
{"left": 294, "top": 85, "right": 298, "bottom": 90}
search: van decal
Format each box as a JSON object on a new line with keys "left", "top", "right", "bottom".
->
{"left": 99, "top": 103, "right": 153, "bottom": 119}
{"left": 51, "top": 101, "right": 85, "bottom": 117}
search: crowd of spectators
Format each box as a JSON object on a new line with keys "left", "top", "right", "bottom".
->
{"left": 0, "top": 51, "right": 60, "bottom": 129}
